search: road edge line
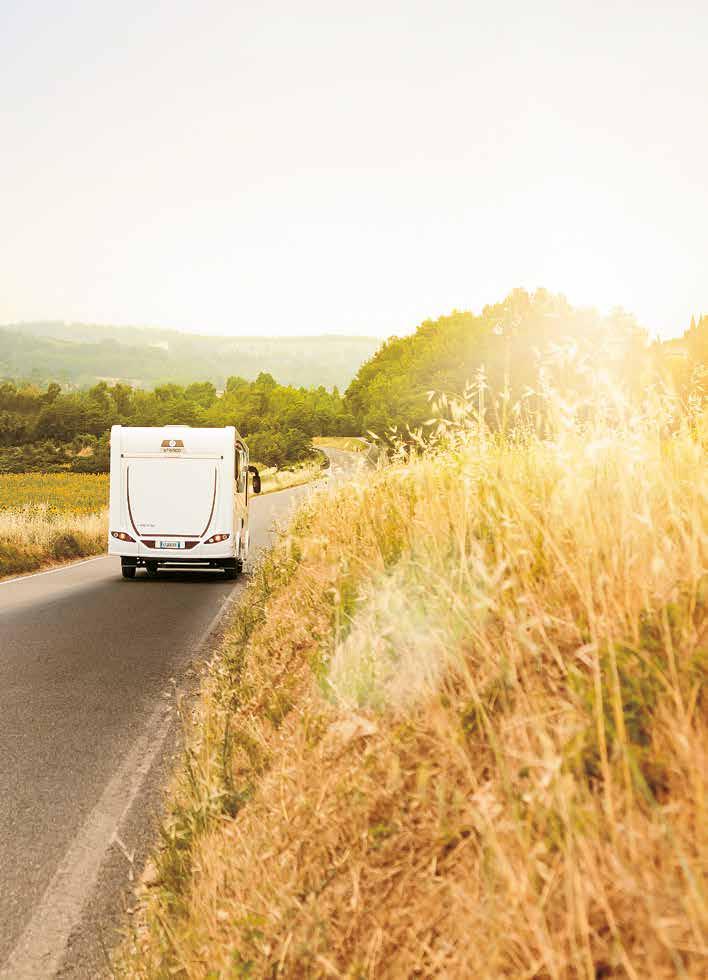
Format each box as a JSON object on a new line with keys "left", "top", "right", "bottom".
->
{"left": 0, "top": 554, "right": 110, "bottom": 587}
{"left": 0, "top": 583, "right": 239, "bottom": 979}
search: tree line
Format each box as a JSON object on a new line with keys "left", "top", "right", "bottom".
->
{"left": 0, "top": 373, "right": 356, "bottom": 473}
{"left": 345, "top": 289, "right": 707, "bottom": 436}
{"left": 1, "top": 289, "right": 705, "bottom": 474}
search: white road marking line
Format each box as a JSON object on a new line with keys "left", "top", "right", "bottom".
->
{"left": 0, "top": 700, "right": 173, "bottom": 980}
{"left": 0, "top": 554, "right": 111, "bottom": 587}
{"left": 0, "top": 580, "right": 239, "bottom": 978}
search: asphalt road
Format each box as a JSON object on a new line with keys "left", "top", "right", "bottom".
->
{"left": 321, "top": 444, "right": 369, "bottom": 477}
{"left": 0, "top": 479, "right": 320, "bottom": 978}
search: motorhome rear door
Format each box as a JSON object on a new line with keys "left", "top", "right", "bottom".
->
{"left": 125, "top": 459, "right": 217, "bottom": 538}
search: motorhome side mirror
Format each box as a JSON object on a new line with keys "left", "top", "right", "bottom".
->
{"left": 248, "top": 465, "right": 261, "bottom": 494}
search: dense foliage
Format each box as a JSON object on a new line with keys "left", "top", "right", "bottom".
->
{"left": 0, "top": 373, "right": 356, "bottom": 473}
{"left": 345, "top": 288, "right": 707, "bottom": 435}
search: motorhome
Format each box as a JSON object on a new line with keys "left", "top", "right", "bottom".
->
{"left": 108, "top": 425, "right": 260, "bottom": 579}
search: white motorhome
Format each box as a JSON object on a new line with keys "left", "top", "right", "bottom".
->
{"left": 108, "top": 425, "right": 260, "bottom": 579}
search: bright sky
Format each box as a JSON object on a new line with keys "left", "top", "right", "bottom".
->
{"left": 1, "top": 0, "right": 705, "bottom": 339}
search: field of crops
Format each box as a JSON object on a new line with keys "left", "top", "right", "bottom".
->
{"left": 0, "top": 473, "right": 109, "bottom": 514}
{"left": 0, "top": 474, "right": 109, "bottom": 577}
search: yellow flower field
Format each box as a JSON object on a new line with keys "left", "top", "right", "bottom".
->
{"left": 0, "top": 474, "right": 109, "bottom": 578}
{"left": 0, "top": 473, "right": 109, "bottom": 514}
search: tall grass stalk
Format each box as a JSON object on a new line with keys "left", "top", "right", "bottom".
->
{"left": 120, "top": 381, "right": 706, "bottom": 978}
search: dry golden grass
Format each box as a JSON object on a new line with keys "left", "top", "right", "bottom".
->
{"left": 0, "top": 473, "right": 108, "bottom": 577}
{"left": 0, "top": 504, "right": 108, "bottom": 578}
{"left": 120, "top": 404, "right": 707, "bottom": 978}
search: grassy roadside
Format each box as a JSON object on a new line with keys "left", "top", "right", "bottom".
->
{"left": 257, "top": 459, "right": 327, "bottom": 494}
{"left": 0, "top": 505, "right": 108, "bottom": 578}
{"left": 313, "top": 435, "right": 368, "bottom": 453}
{"left": 0, "top": 473, "right": 110, "bottom": 578}
{"left": 119, "top": 412, "right": 707, "bottom": 977}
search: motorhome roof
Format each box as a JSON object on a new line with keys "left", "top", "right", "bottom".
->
{"left": 112, "top": 425, "right": 242, "bottom": 455}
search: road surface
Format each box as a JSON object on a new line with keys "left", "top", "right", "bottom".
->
{"left": 0, "top": 479, "right": 325, "bottom": 978}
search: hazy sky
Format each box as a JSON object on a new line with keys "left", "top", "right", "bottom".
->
{"left": 1, "top": 1, "right": 705, "bottom": 339}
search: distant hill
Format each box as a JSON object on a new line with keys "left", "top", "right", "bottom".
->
{"left": 0, "top": 321, "right": 380, "bottom": 390}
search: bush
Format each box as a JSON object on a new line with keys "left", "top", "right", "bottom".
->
{"left": 0, "top": 541, "right": 43, "bottom": 576}
{"left": 246, "top": 427, "right": 316, "bottom": 468}
{"left": 52, "top": 532, "right": 89, "bottom": 560}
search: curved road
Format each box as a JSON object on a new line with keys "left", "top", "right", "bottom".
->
{"left": 0, "top": 480, "right": 322, "bottom": 978}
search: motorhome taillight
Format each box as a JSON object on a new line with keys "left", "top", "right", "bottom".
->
{"left": 205, "top": 533, "right": 230, "bottom": 544}
{"left": 111, "top": 531, "right": 136, "bottom": 542}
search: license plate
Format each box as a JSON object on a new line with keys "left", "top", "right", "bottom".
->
{"left": 159, "top": 540, "right": 184, "bottom": 549}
